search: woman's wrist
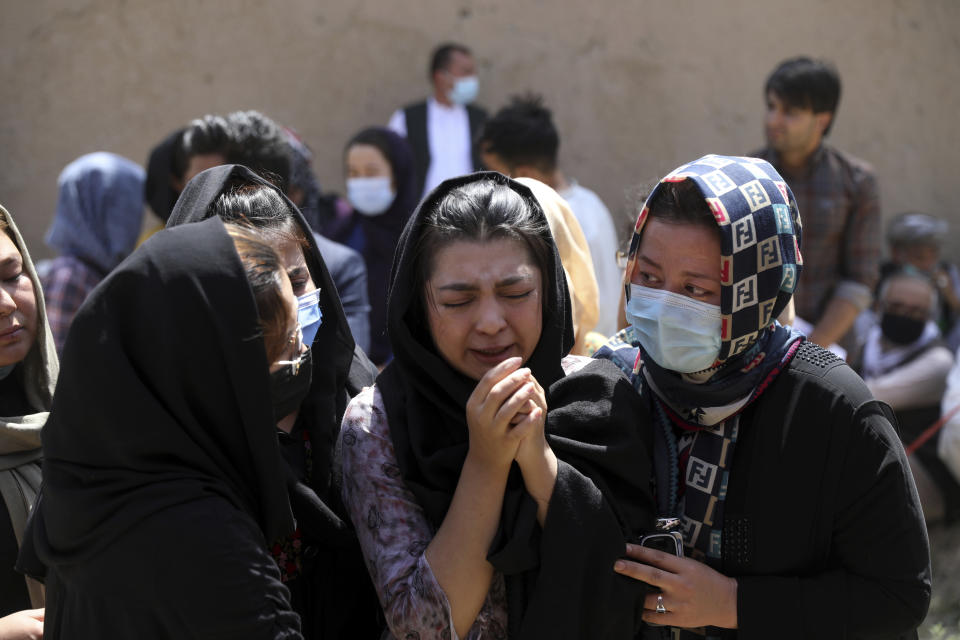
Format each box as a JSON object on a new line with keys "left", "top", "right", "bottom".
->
{"left": 518, "top": 443, "right": 558, "bottom": 516}
{"left": 720, "top": 576, "right": 739, "bottom": 629}
{"left": 463, "top": 446, "right": 514, "bottom": 479}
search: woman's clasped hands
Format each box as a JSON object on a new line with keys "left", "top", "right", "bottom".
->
{"left": 466, "top": 357, "right": 557, "bottom": 519}
{"left": 466, "top": 356, "right": 546, "bottom": 467}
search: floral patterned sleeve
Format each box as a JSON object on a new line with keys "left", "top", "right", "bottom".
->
{"left": 339, "top": 385, "right": 508, "bottom": 640}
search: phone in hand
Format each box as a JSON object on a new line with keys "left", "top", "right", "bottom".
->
{"left": 638, "top": 531, "right": 684, "bottom": 557}
{"left": 638, "top": 517, "right": 684, "bottom": 557}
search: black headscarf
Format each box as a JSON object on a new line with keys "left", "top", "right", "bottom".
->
{"left": 380, "top": 172, "right": 569, "bottom": 523}
{"left": 36, "top": 217, "right": 295, "bottom": 566}
{"left": 167, "top": 165, "right": 381, "bottom": 640}
{"left": 168, "top": 164, "right": 375, "bottom": 503}
{"left": 379, "top": 172, "right": 653, "bottom": 638}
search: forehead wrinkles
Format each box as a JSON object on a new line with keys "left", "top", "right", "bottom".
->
{"left": 433, "top": 263, "right": 538, "bottom": 289}
{"left": 429, "top": 243, "right": 538, "bottom": 289}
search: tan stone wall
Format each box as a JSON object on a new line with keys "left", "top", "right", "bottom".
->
{"left": 3, "top": 0, "right": 959, "bottom": 261}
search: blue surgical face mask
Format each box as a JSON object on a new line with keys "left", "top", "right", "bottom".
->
{"left": 447, "top": 75, "right": 479, "bottom": 105}
{"left": 347, "top": 176, "right": 395, "bottom": 216}
{"left": 297, "top": 289, "right": 322, "bottom": 347}
{"left": 625, "top": 284, "right": 722, "bottom": 373}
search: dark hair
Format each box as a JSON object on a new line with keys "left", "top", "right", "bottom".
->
{"left": 181, "top": 114, "right": 232, "bottom": 160}
{"left": 412, "top": 179, "right": 551, "bottom": 314}
{"left": 765, "top": 57, "right": 841, "bottom": 135}
{"left": 647, "top": 180, "right": 720, "bottom": 237}
{"left": 170, "top": 129, "right": 190, "bottom": 184}
{"left": 225, "top": 223, "right": 292, "bottom": 363}
{"left": 479, "top": 94, "right": 559, "bottom": 174}
{"left": 181, "top": 111, "right": 292, "bottom": 193}
{"left": 430, "top": 42, "right": 472, "bottom": 78}
{"left": 344, "top": 128, "right": 397, "bottom": 178}
{"left": 209, "top": 182, "right": 303, "bottom": 244}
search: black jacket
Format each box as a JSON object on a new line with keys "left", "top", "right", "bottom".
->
{"left": 721, "top": 343, "right": 930, "bottom": 639}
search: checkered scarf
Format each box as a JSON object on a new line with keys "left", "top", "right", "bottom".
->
{"left": 625, "top": 154, "right": 803, "bottom": 362}
{"left": 623, "top": 155, "right": 805, "bottom": 567}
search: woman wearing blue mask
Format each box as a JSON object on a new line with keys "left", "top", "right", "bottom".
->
{"left": 342, "top": 127, "right": 418, "bottom": 366}
{"left": 595, "top": 155, "right": 930, "bottom": 638}
{"left": 166, "top": 165, "right": 383, "bottom": 640}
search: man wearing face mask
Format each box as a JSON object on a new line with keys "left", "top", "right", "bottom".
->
{"left": 855, "top": 269, "right": 960, "bottom": 523}
{"left": 388, "top": 42, "right": 488, "bottom": 200}
{"left": 880, "top": 212, "right": 960, "bottom": 352}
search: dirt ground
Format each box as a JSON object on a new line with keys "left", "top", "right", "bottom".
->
{"left": 920, "top": 522, "right": 960, "bottom": 639}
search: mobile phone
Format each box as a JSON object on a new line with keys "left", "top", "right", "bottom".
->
{"left": 638, "top": 531, "right": 684, "bottom": 557}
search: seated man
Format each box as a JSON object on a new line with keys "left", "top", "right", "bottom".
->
{"left": 857, "top": 269, "right": 959, "bottom": 523}
{"left": 881, "top": 211, "right": 960, "bottom": 352}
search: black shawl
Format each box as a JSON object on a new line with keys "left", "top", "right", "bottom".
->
{"left": 168, "top": 164, "right": 376, "bottom": 506}
{"left": 27, "top": 218, "right": 303, "bottom": 637}
{"left": 166, "top": 165, "right": 381, "bottom": 639}
{"left": 379, "top": 172, "right": 654, "bottom": 639}
{"left": 36, "top": 216, "right": 295, "bottom": 565}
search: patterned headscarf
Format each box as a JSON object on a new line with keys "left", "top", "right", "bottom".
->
{"left": 612, "top": 156, "right": 806, "bottom": 567}
{"left": 625, "top": 154, "right": 803, "bottom": 362}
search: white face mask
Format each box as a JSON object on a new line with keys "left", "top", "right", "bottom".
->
{"left": 447, "top": 75, "right": 479, "bottom": 105}
{"left": 347, "top": 176, "right": 395, "bottom": 217}
{"left": 625, "top": 284, "right": 722, "bottom": 373}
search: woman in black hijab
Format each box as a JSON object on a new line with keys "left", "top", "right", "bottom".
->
{"left": 342, "top": 127, "right": 418, "bottom": 366}
{"left": 166, "top": 164, "right": 381, "bottom": 639}
{"left": 339, "top": 172, "right": 654, "bottom": 639}
{"left": 28, "top": 219, "right": 305, "bottom": 637}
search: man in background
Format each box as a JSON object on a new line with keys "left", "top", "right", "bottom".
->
{"left": 164, "top": 110, "right": 371, "bottom": 351}
{"left": 179, "top": 110, "right": 291, "bottom": 191}
{"left": 856, "top": 270, "right": 958, "bottom": 523}
{"left": 479, "top": 94, "right": 621, "bottom": 338}
{"left": 750, "top": 56, "right": 882, "bottom": 350}
{"left": 388, "top": 42, "right": 487, "bottom": 199}
{"left": 881, "top": 212, "right": 960, "bottom": 351}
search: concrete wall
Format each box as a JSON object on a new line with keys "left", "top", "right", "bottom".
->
{"left": 3, "top": 0, "right": 959, "bottom": 260}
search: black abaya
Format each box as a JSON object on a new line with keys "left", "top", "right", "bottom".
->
{"left": 167, "top": 165, "right": 381, "bottom": 639}
{"left": 31, "top": 218, "right": 302, "bottom": 637}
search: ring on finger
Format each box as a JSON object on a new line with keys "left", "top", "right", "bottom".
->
{"left": 655, "top": 594, "right": 666, "bottom": 614}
